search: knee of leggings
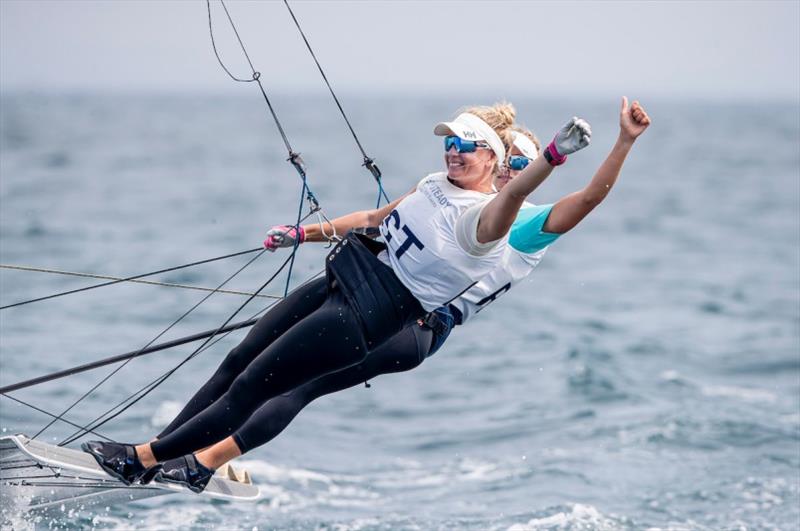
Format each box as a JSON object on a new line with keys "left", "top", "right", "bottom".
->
{"left": 215, "top": 344, "right": 255, "bottom": 378}
{"left": 225, "top": 372, "right": 263, "bottom": 411}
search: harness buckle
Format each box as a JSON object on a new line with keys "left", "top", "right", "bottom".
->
{"left": 420, "top": 311, "right": 447, "bottom": 336}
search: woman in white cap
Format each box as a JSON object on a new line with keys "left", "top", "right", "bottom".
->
{"left": 453, "top": 97, "right": 651, "bottom": 326}
{"left": 141, "top": 98, "right": 651, "bottom": 489}
{"left": 83, "top": 102, "right": 593, "bottom": 492}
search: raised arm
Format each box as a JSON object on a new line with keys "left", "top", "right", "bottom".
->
{"left": 476, "top": 117, "right": 592, "bottom": 243}
{"left": 543, "top": 97, "right": 651, "bottom": 234}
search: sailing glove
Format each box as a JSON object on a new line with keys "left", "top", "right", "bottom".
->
{"left": 544, "top": 117, "right": 592, "bottom": 166}
{"left": 263, "top": 225, "right": 305, "bottom": 252}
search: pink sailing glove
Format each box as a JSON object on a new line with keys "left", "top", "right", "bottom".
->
{"left": 263, "top": 225, "right": 305, "bottom": 252}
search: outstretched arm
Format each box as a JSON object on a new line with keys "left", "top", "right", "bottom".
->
{"left": 302, "top": 189, "right": 411, "bottom": 242}
{"left": 476, "top": 117, "right": 592, "bottom": 244}
{"left": 543, "top": 97, "right": 651, "bottom": 234}
{"left": 263, "top": 188, "right": 413, "bottom": 250}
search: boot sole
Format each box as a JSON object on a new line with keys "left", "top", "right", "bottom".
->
{"left": 154, "top": 471, "right": 208, "bottom": 494}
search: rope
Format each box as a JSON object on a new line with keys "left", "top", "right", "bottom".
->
{"left": 0, "top": 247, "right": 263, "bottom": 310}
{"left": 10, "top": 1, "right": 393, "bottom": 445}
{"left": 0, "top": 317, "right": 261, "bottom": 394}
{"left": 0, "top": 264, "right": 279, "bottom": 300}
{"left": 31, "top": 249, "right": 268, "bottom": 441}
{"left": 282, "top": 0, "right": 390, "bottom": 207}
{"left": 59, "top": 254, "right": 310, "bottom": 446}
{"left": 3, "top": 309, "right": 260, "bottom": 443}
{"left": 0, "top": 393, "right": 113, "bottom": 442}
{"left": 284, "top": 181, "right": 307, "bottom": 296}
{"left": 208, "top": 0, "right": 332, "bottom": 295}
{"left": 212, "top": 0, "right": 293, "bottom": 155}
{"left": 42, "top": 209, "right": 318, "bottom": 442}
{"left": 76, "top": 273, "right": 317, "bottom": 446}
{"left": 9, "top": 2, "right": 318, "bottom": 441}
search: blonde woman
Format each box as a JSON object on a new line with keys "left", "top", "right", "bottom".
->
{"left": 149, "top": 99, "right": 652, "bottom": 491}
{"left": 83, "top": 102, "right": 593, "bottom": 492}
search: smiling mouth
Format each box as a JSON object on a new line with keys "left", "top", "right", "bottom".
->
{"left": 447, "top": 158, "right": 465, "bottom": 169}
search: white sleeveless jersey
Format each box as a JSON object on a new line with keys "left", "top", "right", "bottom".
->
{"left": 379, "top": 172, "right": 508, "bottom": 311}
{"left": 449, "top": 244, "right": 548, "bottom": 323}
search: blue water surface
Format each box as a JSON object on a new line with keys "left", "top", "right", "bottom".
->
{"left": 0, "top": 93, "right": 798, "bottom": 530}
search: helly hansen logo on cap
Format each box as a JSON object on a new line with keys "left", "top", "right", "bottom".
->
{"left": 462, "top": 131, "right": 477, "bottom": 139}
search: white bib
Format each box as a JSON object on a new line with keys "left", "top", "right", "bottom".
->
{"left": 379, "top": 172, "right": 507, "bottom": 311}
{"left": 450, "top": 244, "right": 548, "bottom": 323}
{"left": 451, "top": 201, "right": 555, "bottom": 323}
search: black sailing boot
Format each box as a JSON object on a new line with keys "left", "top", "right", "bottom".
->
{"left": 154, "top": 454, "right": 215, "bottom": 493}
{"left": 81, "top": 441, "right": 161, "bottom": 485}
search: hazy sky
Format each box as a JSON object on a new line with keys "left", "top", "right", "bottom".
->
{"left": 1, "top": 0, "right": 798, "bottom": 100}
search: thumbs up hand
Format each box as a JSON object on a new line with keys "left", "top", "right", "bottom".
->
{"left": 620, "top": 97, "right": 651, "bottom": 142}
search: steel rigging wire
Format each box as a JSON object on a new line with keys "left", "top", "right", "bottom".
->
{"left": 207, "top": 0, "right": 331, "bottom": 298}
{"left": 0, "top": 263, "right": 279, "bottom": 300}
{"left": 1, "top": 0, "right": 392, "bottom": 446}
{"left": 30, "top": 248, "right": 269, "bottom": 441}
{"left": 1, "top": 1, "right": 323, "bottom": 439}
{"left": 60, "top": 0, "right": 385, "bottom": 443}
{"left": 282, "top": 0, "right": 390, "bottom": 208}
{"left": 0, "top": 248, "right": 264, "bottom": 310}
{"left": 57, "top": 254, "right": 301, "bottom": 447}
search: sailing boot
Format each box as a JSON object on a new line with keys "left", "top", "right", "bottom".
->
{"left": 154, "top": 454, "right": 215, "bottom": 493}
{"left": 81, "top": 441, "right": 160, "bottom": 485}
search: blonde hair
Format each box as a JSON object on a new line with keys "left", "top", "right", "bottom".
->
{"left": 511, "top": 124, "right": 541, "bottom": 158}
{"left": 460, "top": 101, "right": 516, "bottom": 174}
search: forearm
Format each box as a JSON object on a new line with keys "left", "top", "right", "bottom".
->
{"left": 302, "top": 193, "right": 409, "bottom": 243}
{"left": 476, "top": 156, "right": 555, "bottom": 243}
{"left": 540, "top": 98, "right": 650, "bottom": 234}
{"left": 543, "top": 135, "right": 634, "bottom": 234}
{"left": 582, "top": 135, "right": 633, "bottom": 204}
{"left": 302, "top": 210, "right": 372, "bottom": 242}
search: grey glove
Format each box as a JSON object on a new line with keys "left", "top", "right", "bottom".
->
{"left": 553, "top": 117, "right": 592, "bottom": 156}
{"left": 543, "top": 117, "right": 592, "bottom": 166}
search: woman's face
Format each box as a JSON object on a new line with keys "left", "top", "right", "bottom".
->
{"left": 444, "top": 136, "right": 497, "bottom": 190}
{"left": 494, "top": 145, "right": 527, "bottom": 191}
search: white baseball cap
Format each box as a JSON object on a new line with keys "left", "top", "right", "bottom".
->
{"left": 511, "top": 131, "right": 538, "bottom": 160}
{"left": 434, "top": 113, "right": 505, "bottom": 163}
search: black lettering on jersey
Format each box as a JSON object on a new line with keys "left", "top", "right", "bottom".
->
{"left": 383, "top": 210, "right": 401, "bottom": 243}
{"left": 395, "top": 225, "right": 425, "bottom": 259}
{"left": 383, "top": 209, "right": 425, "bottom": 259}
{"left": 474, "top": 282, "right": 511, "bottom": 313}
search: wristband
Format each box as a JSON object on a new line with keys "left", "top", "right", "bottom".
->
{"left": 297, "top": 225, "right": 306, "bottom": 244}
{"left": 543, "top": 141, "right": 567, "bottom": 166}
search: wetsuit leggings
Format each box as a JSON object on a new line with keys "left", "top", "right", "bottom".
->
{"left": 231, "top": 324, "right": 432, "bottom": 452}
{"left": 156, "top": 277, "right": 330, "bottom": 441}
{"left": 160, "top": 324, "right": 433, "bottom": 454}
{"left": 155, "top": 276, "right": 441, "bottom": 456}
{"left": 150, "top": 265, "right": 427, "bottom": 461}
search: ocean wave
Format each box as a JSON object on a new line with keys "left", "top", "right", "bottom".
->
{"left": 700, "top": 384, "right": 777, "bottom": 404}
{"left": 506, "top": 503, "right": 631, "bottom": 531}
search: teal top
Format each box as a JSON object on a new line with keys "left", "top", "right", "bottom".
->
{"left": 509, "top": 204, "right": 561, "bottom": 253}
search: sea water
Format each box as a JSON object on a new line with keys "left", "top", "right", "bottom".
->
{"left": 0, "top": 92, "right": 798, "bottom": 530}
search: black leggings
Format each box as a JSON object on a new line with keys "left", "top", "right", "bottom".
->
{"left": 156, "top": 277, "right": 330, "bottom": 440}
{"left": 150, "top": 236, "right": 425, "bottom": 461}
{"left": 150, "top": 279, "right": 360, "bottom": 460}
{"left": 155, "top": 278, "right": 435, "bottom": 456}
{"left": 233, "top": 324, "right": 431, "bottom": 452}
